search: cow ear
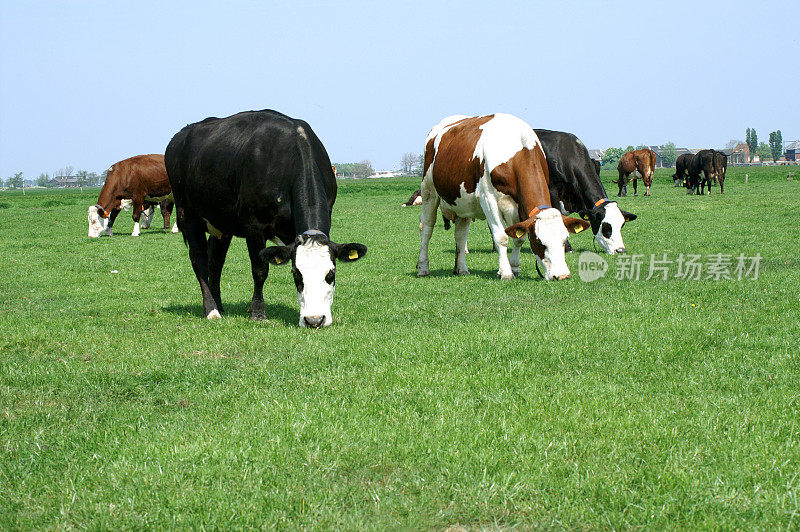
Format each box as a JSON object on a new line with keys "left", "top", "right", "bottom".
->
{"left": 505, "top": 218, "right": 536, "bottom": 239}
{"left": 620, "top": 210, "right": 637, "bottom": 221}
{"left": 562, "top": 215, "right": 591, "bottom": 234}
{"left": 333, "top": 243, "right": 367, "bottom": 262}
{"left": 260, "top": 246, "right": 291, "bottom": 265}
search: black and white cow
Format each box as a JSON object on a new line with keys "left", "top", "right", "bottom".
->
{"left": 534, "top": 129, "right": 637, "bottom": 254}
{"left": 672, "top": 153, "right": 693, "bottom": 187}
{"left": 165, "top": 109, "right": 367, "bottom": 328}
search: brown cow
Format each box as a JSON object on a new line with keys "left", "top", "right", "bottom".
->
{"left": 615, "top": 149, "right": 657, "bottom": 196}
{"left": 87, "top": 154, "right": 178, "bottom": 237}
{"left": 417, "top": 114, "right": 589, "bottom": 281}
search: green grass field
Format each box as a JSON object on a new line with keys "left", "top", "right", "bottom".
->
{"left": 1, "top": 166, "right": 799, "bottom": 529}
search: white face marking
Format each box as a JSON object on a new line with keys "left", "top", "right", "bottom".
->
{"left": 533, "top": 208, "right": 571, "bottom": 280}
{"left": 131, "top": 221, "right": 140, "bottom": 237}
{"left": 294, "top": 240, "right": 336, "bottom": 327}
{"left": 87, "top": 205, "right": 108, "bottom": 237}
{"left": 595, "top": 202, "right": 626, "bottom": 255}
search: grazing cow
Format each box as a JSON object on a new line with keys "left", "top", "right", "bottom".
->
{"left": 88, "top": 154, "right": 178, "bottom": 237}
{"left": 686, "top": 149, "right": 716, "bottom": 195}
{"left": 712, "top": 150, "right": 727, "bottom": 194}
{"left": 615, "top": 149, "right": 657, "bottom": 196}
{"left": 534, "top": 129, "right": 637, "bottom": 255}
{"left": 672, "top": 153, "right": 693, "bottom": 187}
{"left": 417, "top": 114, "right": 589, "bottom": 281}
{"left": 165, "top": 109, "right": 367, "bottom": 327}
{"left": 402, "top": 189, "right": 422, "bottom": 206}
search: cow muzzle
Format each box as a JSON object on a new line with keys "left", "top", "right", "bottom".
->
{"left": 302, "top": 315, "right": 327, "bottom": 328}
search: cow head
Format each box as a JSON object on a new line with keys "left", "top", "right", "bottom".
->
{"left": 578, "top": 200, "right": 636, "bottom": 254}
{"left": 505, "top": 206, "right": 589, "bottom": 280}
{"left": 260, "top": 231, "right": 367, "bottom": 328}
{"left": 87, "top": 205, "right": 109, "bottom": 237}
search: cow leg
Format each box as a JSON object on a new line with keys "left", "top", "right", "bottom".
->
{"left": 105, "top": 208, "right": 121, "bottom": 236}
{"left": 617, "top": 172, "right": 626, "bottom": 196}
{"left": 245, "top": 236, "right": 269, "bottom": 320}
{"left": 182, "top": 215, "right": 220, "bottom": 319}
{"left": 632, "top": 176, "right": 638, "bottom": 196}
{"left": 452, "top": 217, "right": 470, "bottom": 275}
{"left": 479, "top": 195, "right": 514, "bottom": 280}
{"left": 131, "top": 201, "right": 144, "bottom": 236}
{"left": 719, "top": 178, "right": 724, "bottom": 195}
{"left": 417, "top": 178, "right": 439, "bottom": 276}
{"left": 509, "top": 236, "right": 524, "bottom": 276}
{"left": 140, "top": 204, "right": 154, "bottom": 229}
{"left": 161, "top": 201, "right": 173, "bottom": 230}
{"left": 207, "top": 233, "right": 232, "bottom": 314}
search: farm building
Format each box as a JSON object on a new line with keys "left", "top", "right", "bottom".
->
{"left": 784, "top": 141, "right": 800, "bottom": 162}
{"left": 646, "top": 145, "right": 696, "bottom": 168}
{"left": 727, "top": 143, "right": 750, "bottom": 164}
{"left": 587, "top": 149, "right": 604, "bottom": 162}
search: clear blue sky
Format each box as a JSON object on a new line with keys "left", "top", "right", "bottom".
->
{"left": 1, "top": 0, "right": 797, "bottom": 178}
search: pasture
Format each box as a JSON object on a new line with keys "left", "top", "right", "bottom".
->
{"left": 1, "top": 166, "right": 799, "bottom": 529}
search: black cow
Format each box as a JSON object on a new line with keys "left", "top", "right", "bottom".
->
{"left": 712, "top": 150, "right": 727, "bottom": 194}
{"left": 672, "top": 153, "right": 693, "bottom": 187}
{"left": 686, "top": 149, "right": 716, "bottom": 195}
{"left": 534, "top": 129, "right": 637, "bottom": 254}
{"left": 165, "top": 110, "right": 367, "bottom": 328}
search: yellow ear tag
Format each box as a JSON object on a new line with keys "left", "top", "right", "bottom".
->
{"left": 274, "top": 257, "right": 282, "bottom": 264}
{"left": 348, "top": 250, "right": 358, "bottom": 260}
{"left": 574, "top": 225, "right": 584, "bottom": 233}
{"left": 515, "top": 229, "right": 525, "bottom": 239}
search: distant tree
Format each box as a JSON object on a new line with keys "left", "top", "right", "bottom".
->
{"left": 333, "top": 161, "right": 374, "bottom": 178}
{"left": 87, "top": 172, "right": 101, "bottom": 186}
{"left": 661, "top": 142, "right": 678, "bottom": 167}
{"left": 623, "top": 145, "right": 635, "bottom": 153}
{"left": 635, "top": 144, "right": 648, "bottom": 150}
{"left": 757, "top": 142, "right": 770, "bottom": 162}
{"left": 769, "top": 130, "right": 783, "bottom": 162}
{"left": 726, "top": 139, "right": 743, "bottom": 150}
{"left": 400, "top": 152, "right": 422, "bottom": 175}
{"left": 0, "top": 177, "right": 4, "bottom": 188}
{"left": 746, "top": 128, "right": 758, "bottom": 162}
{"left": 7, "top": 172, "right": 24, "bottom": 188}
{"left": 601, "top": 147, "right": 625, "bottom": 167}
{"left": 36, "top": 173, "right": 50, "bottom": 187}
{"left": 76, "top": 170, "right": 90, "bottom": 191}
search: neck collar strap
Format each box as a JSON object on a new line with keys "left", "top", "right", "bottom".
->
{"left": 528, "top": 204, "right": 552, "bottom": 218}
{"left": 94, "top": 204, "right": 108, "bottom": 218}
{"left": 593, "top": 198, "right": 611, "bottom": 209}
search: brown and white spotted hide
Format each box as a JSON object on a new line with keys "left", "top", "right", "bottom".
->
{"left": 417, "top": 114, "right": 588, "bottom": 281}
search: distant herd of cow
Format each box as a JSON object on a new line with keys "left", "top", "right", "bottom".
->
{"left": 86, "top": 110, "right": 729, "bottom": 327}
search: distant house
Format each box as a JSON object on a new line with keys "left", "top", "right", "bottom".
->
{"left": 587, "top": 149, "right": 604, "bottom": 162}
{"left": 647, "top": 146, "right": 696, "bottom": 168}
{"left": 785, "top": 141, "right": 800, "bottom": 162}
{"left": 726, "top": 143, "right": 750, "bottom": 164}
{"left": 55, "top": 175, "right": 79, "bottom": 187}
{"left": 368, "top": 170, "right": 402, "bottom": 178}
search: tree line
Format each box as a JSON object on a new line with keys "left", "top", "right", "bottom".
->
{"left": 1, "top": 166, "right": 106, "bottom": 190}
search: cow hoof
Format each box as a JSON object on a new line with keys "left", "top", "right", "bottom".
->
{"left": 453, "top": 269, "right": 469, "bottom": 276}
{"left": 498, "top": 273, "right": 515, "bottom": 280}
{"left": 417, "top": 269, "right": 430, "bottom": 277}
{"left": 511, "top": 268, "right": 521, "bottom": 276}
{"left": 206, "top": 309, "right": 222, "bottom": 320}
{"left": 249, "top": 312, "right": 267, "bottom": 321}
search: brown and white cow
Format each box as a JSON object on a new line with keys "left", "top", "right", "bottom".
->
{"left": 88, "top": 154, "right": 179, "bottom": 237}
{"left": 417, "top": 114, "right": 589, "bottom": 281}
{"left": 615, "top": 149, "right": 657, "bottom": 197}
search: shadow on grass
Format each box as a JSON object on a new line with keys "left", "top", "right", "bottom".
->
{"left": 163, "top": 301, "right": 298, "bottom": 326}
{"left": 405, "top": 267, "right": 543, "bottom": 281}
